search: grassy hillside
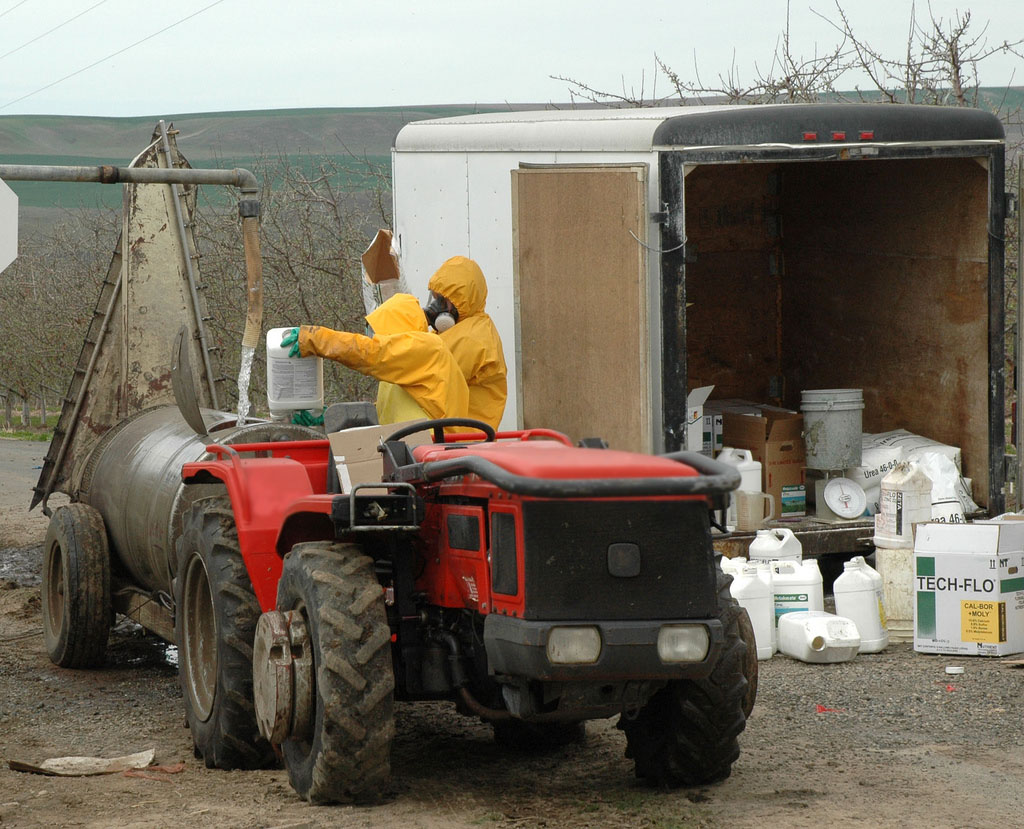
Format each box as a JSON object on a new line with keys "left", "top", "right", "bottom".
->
{"left": 0, "top": 103, "right": 546, "bottom": 208}
{"left": 2, "top": 95, "right": 1020, "bottom": 209}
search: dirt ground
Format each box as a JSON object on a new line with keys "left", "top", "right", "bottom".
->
{"left": 2, "top": 436, "right": 1024, "bottom": 829}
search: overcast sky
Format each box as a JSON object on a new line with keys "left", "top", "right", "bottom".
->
{"left": 0, "top": 0, "right": 1021, "bottom": 118}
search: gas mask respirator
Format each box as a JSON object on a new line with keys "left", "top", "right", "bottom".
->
{"left": 424, "top": 292, "right": 458, "bottom": 333}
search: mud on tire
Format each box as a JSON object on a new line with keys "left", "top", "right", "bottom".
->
{"left": 277, "top": 542, "right": 395, "bottom": 805}
{"left": 42, "top": 503, "right": 111, "bottom": 668}
{"left": 617, "top": 566, "right": 752, "bottom": 787}
{"left": 174, "top": 496, "right": 273, "bottom": 770}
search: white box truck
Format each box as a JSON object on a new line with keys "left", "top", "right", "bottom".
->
{"left": 391, "top": 103, "right": 1013, "bottom": 556}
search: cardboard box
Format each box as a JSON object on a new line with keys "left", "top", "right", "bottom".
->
{"left": 721, "top": 410, "right": 806, "bottom": 517}
{"left": 702, "top": 412, "right": 723, "bottom": 457}
{"left": 685, "top": 386, "right": 714, "bottom": 455}
{"left": 703, "top": 399, "right": 794, "bottom": 458}
{"left": 328, "top": 420, "right": 430, "bottom": 492}
{"left": 913, "top": 522, "right": 1024, "bottom": 656}
{"left": 705, "top": 399, "right": 762, "bottom": 415}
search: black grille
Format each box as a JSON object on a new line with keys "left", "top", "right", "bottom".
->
{"left": 491, "top": 512, "right": 518, "bottom": 596}
{"left": 521, "top": 500, "right": 717, "bottom": 621}
{"left": 447, "top": 513, "right": 481, "bottom": 551}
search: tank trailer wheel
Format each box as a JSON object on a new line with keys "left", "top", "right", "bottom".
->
{"left": 174, "top": 496, "right": 273, "bottom": 770}
{"left": 41, "top": 503, "right": 111, "bottom": 668}
{"left": 617, "top": 572, "right": 751, "bottom": 787}
{"left": 274, "top": 542, "right": 395, "bottom": 805}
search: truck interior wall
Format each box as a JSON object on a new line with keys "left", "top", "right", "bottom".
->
{"left": 683, "top": 163, "right": 782, "bottom": 400}
{"left": 684, "top": 156, "right": 991, "bottom": 507}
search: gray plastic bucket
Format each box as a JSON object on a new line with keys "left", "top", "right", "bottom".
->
{"left": 801, "top": 388, "right": 864, "bottom": 470}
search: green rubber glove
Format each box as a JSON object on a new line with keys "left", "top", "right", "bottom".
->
{"left": 291, "top": 408, "right": 325, "bottom": 427}
{"left": 280, "top": 327, "right": 300, "bottom": 357}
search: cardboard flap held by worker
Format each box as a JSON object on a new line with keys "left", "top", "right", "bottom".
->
{"left": 722, "top": 410, "right": 806, "bottom": 517}
{"left": 361, "top": 229, "right": 407, "bottom": 316}
{"left": 328, "top": 420, "right": 431, "bottom": 493}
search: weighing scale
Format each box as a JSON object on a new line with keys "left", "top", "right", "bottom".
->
{"left": 811, "top": 472, "right": 868, "bottom": 522}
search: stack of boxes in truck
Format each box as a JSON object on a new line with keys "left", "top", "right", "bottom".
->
{"left": 701, "top": 399, "right": 807, "bottom": 519}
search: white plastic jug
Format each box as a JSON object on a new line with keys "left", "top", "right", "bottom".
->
{"left": 729, "top": 564, "right": 774, "bottom": 660}
{"left": 771, "top": 558, "right": 824, "bottom": 627}
{"left": 833, "top": 556, "right": 889, "bottom": 653}
{"left": 720, "top": 556, "right": 748, "bottom": 578}
{"left": 873, "top": 461, "right": 931, "bottom": 549}
{"left": 874, "top": 546, "right": 914, "bottom": 643}
{"left": 717, "top": 447, "right": 762, "bottom": 532}
{"left": 748, "top": 527, "right": 803, "bottom": 563}
{"left": 756, "top": 559, "right": 779, "bottom": 652}
{"left": 266, "top": 327, "right": 324, "bottom": 418}
{"left": 777, "top": 610, "right": 861, "bottom": 663}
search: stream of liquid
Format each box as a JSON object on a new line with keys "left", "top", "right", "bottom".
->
{"left": 235, "top": 345, "right": 255, "bottom": 426}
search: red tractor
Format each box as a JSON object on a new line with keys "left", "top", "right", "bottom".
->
{"left": 174, "top": 417, "right": 755, "bottom": 803}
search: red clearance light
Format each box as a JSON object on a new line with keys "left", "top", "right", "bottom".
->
{"left": 803, "top": 131, "right": 817, "bottom": 141}
{"left": 831, "top": 131, "right": 846, "bottom": 141}
{"left": 859, "top": 130, "right": 875, "bottom": 140}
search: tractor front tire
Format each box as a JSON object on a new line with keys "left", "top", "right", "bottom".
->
{"left": 174, "top": 496, "right": 273, "bottom": 770}
{"left": 277, "top": 542, "right": 395, "bottom": 804}
{"left": 41, "top": 503, "right": 111, "bottom": 668}
{"left": 617, "top": 572, "right": 750, "bottom": 787}
{"left": 737, "top": 604, "right": 759, "bottom": 719}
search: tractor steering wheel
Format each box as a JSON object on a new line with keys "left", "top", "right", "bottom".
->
{"left": 385, "top": 417, "right": 496, "bottom": 445}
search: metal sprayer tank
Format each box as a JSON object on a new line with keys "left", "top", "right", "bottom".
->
{"left": 79, "top": 405, "right": 318, "bottom": 596}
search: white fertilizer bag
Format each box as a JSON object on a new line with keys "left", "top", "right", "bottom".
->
{"left": 916, "top": 451, "right": 980, "bottom": 522}
{"left": 867, "top": 429, "right": 961, "bottom": 471}
{"left": 846, "top": 436, "right": 905, "bottom": 516}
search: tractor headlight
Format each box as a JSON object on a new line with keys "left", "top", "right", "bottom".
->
{"left": 657, "top": 624, "right": 710, "bottom": 663}
{"left": 546, "top": 626, "right": 602, "bottom": 665}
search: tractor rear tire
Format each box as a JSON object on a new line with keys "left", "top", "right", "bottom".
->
{"left": 41, "top": 503, "right": 111, "bottom": 668}
{"left": 174, "top": 496, "right": 273, "bottom": 770}
{"left": 277, "top": 542, "right": 395, "bottom": 804}
{"left": 617, "top": 570, "right": 751, "bottom": 787}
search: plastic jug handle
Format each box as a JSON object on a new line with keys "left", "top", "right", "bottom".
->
{"left": 762, "top": 492, "right": 775, "bottom": 522}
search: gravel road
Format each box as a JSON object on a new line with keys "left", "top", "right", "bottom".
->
{"left": 2, "top": 436, "right": 1023, "bottom": 828}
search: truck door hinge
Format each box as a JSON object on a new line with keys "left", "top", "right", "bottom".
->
{"left": 1004, "top": 454, "right": 1018, "bottom": 493}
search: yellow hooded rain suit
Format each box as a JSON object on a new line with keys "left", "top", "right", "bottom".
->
{"left": 297, "top": 293, "right": 469, "bottom": 424}
{"left": 427, "top": 256, "right": 507, "bottom": 430}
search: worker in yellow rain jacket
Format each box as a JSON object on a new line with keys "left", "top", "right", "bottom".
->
{"left": 282, "top": 293, "right": 469, "bottom": 424}
{"left": 424, "top": 256, "right": 507, "bottom": 430}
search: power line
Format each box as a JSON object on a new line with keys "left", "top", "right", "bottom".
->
{"left": 0, "top": 0, "right": 228, "bottom": 111}
{"left": 0, "top": 1, "right": 30, "bottom": 20}
{"left": 0, "top": 0, "right": 109, "bottom": 63}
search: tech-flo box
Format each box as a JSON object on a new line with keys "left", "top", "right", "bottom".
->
{"left": 913, "top": 522, "right": 1024, "bottom": 656}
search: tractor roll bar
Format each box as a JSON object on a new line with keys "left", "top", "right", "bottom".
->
{"left": 412, "top": 450, "right": 741, "bottom": 499}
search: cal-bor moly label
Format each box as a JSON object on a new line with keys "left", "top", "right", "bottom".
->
{"left": 960, "top": 600, "right": 1007, "bottom": 643}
